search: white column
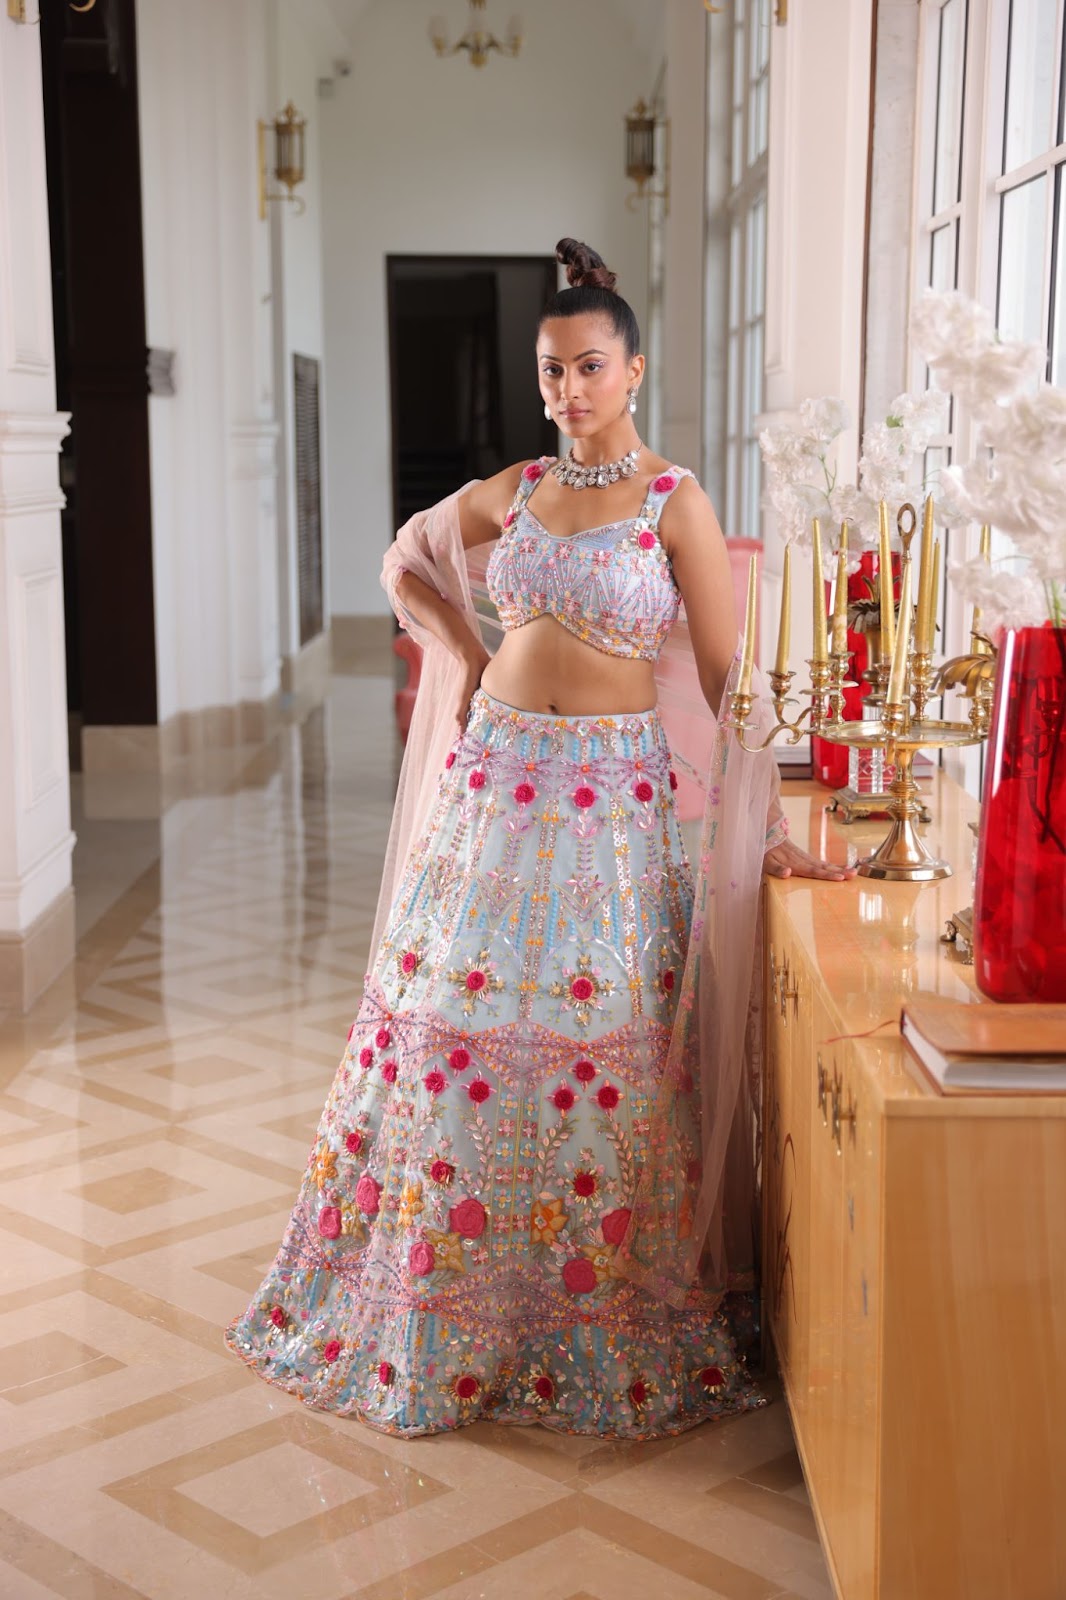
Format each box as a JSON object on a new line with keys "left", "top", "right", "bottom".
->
{"left": 660, "top": 0, "right": 708, "bottom": 470}
{"left": 0, "top": 9, "right": 75, "bottom": 1007}
{"left": 761, "top": 0, "right": 875, "bottom": 676}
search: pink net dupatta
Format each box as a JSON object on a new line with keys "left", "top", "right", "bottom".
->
{"left": 376, "top": 488, "right": 782, "bottom": 1312}
{"left": 372, "top": 484, "right": 484, "bottom": 966}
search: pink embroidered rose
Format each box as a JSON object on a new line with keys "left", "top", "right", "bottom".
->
{"left": 381, "top": 1058, "right": 398, "bottom": 1084}
{"left": 629, "top": 1378, "right": 648, "bottom": 1405}
{"left": 634, "top": 779, "right": 654, "bottom": 803}
{"left": 358, "top": 1046, "right": 374, "bottom": 1069}
{"left": 378, "top": 1361, "right": 394, "bottom": 1386}
{"left": 465, "top": 969, "right": 487, "bottom": 992}
{"left": 534, "top": 1374, "right": 555, "bottom": 1400}
{"left": 444, "top": 751, "right": 456, "bottom": 770}
{"left": 573, "top": 1059, "right": 597, "bottom": 1084}
{"left": 570, "top": 976, "right": 594, "bottom": 1002}
{"left": 409, "top": 1241, "right": 436, "bottom": 1276}
{"left": 596, "top": 1083, "right": 621, "bottom": 1111}
{"left": 601, "top": 1207, "right": 632, "bottom": 1245}
{"left": 269, "top": 1306, "right": 287, "bottom": 1328}
{"left": 653, "top": 474, "right": 677, "bottom": 493}
{"left": 317, "top": 1205, "right": 342, "bottom": 1240}
{"left": 450, "top": 1197, "right": 487, "bottom": 1239}
{"left": 423, "top": 1069, "right": 446, "bottom": 1095}
{"left": 522, "top": 461, "right": 545, "bottom": 482}
{"left": 375, "top": 1027, "right": 392, "bottom": 1050}
{"left": 637, "top": 529, "right": 657, "bottom": 550}
{"left": 430, "top": 1158, "right": 456, "bottom": 1186}
{"left": 552, "top": 1085, "right": 576, "bottom": 1112}
{"left": 469, "top": 770, "right": 486, "bottom": 791}
{"left": 449, "top": 1046, "right": 471, "bottom": 1072}
{"left": 700, "top": 1365, "right": 725, "bottom": 1389}
{"left": 686, "top": 1158, "right": 703, "bottom": 1185}
{"left": 503, "top": 509, "right": 516, "bottom": 529}
{"left": 562, "top": 1258, "right": 597, "bottom": 1294}
{"left": 467, "top": 1077, "right": 492, "bottom": 1104}
{"left": 573, "top": 785, "right": 597, "bottom": 809}
{"left": 573, "top": 1171, "right": 597, "bottom": 1198}
{"left": 662, "top": 969, "right": 676, "bottom": 992}
{"left": 345, "top": 1130, "right": 364, "bottom": 1155}
{"left": 669, "top": 769, "right": 679, "bottom": 791}
{"left": 355, "top": 1174, "right": 381, "bottom": 1215}
{"left": 455, "top": 1373, "right": 480, "bottom": 1399}
{"left": 323, "top": 1338, "right": 342, "bottom": 1363}
{"left": 513, "top": 781, "right": 537, "bottom": 805}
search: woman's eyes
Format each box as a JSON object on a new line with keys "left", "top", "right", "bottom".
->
{"left": 542, "top": 363, "right": 604, "bottom": 377}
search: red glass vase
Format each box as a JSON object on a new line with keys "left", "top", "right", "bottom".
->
{"left": 973, "top": 626, "right": 1066, "bottom": 1002}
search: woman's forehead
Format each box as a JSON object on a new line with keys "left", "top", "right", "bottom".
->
{"left": 536, "top": 315, "right": 622, "bottom": 356}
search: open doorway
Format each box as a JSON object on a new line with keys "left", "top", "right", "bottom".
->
{"left": 386, "top": 256, "right": 557, "bottom": 528}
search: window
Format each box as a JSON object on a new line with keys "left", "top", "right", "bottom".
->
{"left": 723, "top": 0, "right": 771, "bottom": 538}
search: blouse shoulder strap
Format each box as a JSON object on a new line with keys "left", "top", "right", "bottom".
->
{"left": 641, "top": 466, "right": 696, "bottom": 525}
{"left": 510, "top": 456, "right": 556, "bottom": 514}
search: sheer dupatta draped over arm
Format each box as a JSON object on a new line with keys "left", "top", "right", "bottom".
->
{"left": 374, "top": 487, "right": 782, "bottom": 1312}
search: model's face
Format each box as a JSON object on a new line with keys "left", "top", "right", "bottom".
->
{"left": 536, "top": 315, "right": 643, "bottom": 436}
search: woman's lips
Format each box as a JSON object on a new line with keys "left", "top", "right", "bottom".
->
{"left": 562, "top": 409, "right": 589, "bottom": 419}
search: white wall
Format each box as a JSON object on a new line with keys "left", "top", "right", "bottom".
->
{"left": 320, "top": 0, "right": 656, "bottom": 618}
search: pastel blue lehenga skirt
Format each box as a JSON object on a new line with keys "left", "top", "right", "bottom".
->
{"left": 225, "top": 688, "right": 765, "bottom": 1438}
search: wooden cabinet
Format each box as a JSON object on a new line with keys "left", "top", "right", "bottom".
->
{"left": 762, "top": 779, "right": 1066, "bottom": 1600}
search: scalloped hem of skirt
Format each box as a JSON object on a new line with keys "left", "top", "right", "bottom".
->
{"left": 223, "top": 1323, "right": 769, "bottom": 1442}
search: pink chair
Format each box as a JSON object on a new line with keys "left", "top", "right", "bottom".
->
{"left": 393, "top": 633, "right": 423, "bottom": 742}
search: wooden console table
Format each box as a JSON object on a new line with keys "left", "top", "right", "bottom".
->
{"left": 764, "top": 774, "right": 1066, "bottom": 1600}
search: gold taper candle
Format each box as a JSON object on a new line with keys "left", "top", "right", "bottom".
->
{"left": 878, "top": 501, "right": 895, "bottom": 665}
{"left": 971, "top": 524, "right": 991, "bottom": 642}
{"left": 886, "top": 557, "right": 912, "bottom": 708}
{"left": 774, "top": 542, "right": 792, "bottom": 677}
{"left": 915, "top": 493, "right": 935, "bottom": 653}
{"left": 929, "top": 538, "right": 941, "bottom": 648}
{"left": 811, "top": 519, "right": 828, "bottom": 664}
{"left": 739, "top": 553, "right": 757, "bottom": 696}
{"left": 831, "top": 521, "right": 849, "bottom": 655}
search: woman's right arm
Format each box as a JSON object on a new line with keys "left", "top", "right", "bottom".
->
{"left": 393, "top": 462, "right": 530, "bottom": 727}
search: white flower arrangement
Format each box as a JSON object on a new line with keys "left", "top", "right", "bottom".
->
{"left": 760, "top": 390, "right": 948, "bottom": 558}
{"left": 909, "top": 289, "right": 1064, "bottom": 630}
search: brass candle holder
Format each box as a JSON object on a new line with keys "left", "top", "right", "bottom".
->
{"left": 725, "top": 500, "right": 995, "bottom": 882}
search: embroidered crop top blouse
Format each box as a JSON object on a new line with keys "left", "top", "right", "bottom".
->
{"left": 485, "top": 459, "right": 692, "bottom": 662}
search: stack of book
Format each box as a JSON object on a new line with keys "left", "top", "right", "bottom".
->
{"left": 901, "top": 996, "right": 1066, "bottom": 1093}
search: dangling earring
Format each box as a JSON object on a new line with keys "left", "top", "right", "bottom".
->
{"left": 544, "top": 403, "right": 552, "bottom": 420}
{"left": 628, "top": 389, "right": 639, "bottom": 415}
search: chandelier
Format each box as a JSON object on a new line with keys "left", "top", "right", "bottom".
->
{"left": 429, "top": 0, "right": 523, "bottom": 68}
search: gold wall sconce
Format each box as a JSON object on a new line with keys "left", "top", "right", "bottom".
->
{"left": 257, "top": 102, "right": 306, "bottom": 221}
{"left": 429, "top": 0, "right": 522, "bottom": 68}
{"left": 7, "top": 0, "right": 97, "bottom": 17}
{"left": 625, "top": 100, "right": 670, "bottom": 215}
{"left": 702, "top": 0, "right": 788, "bottom": 19}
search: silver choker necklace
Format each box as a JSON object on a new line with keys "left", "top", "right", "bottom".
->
{"left": 550, "top": 445, "right": 642, "bottom": 490}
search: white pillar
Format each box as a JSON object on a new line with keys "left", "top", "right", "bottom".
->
{"left": 0, "top": 9, "right": 76, "bottom": 1007}
{"left": 660, "top": 0, "right": 708, "bottom": 471}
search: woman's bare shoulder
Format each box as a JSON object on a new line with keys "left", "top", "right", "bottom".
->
{"left": 458, "top": 460, "right": 543, "bottom": 547}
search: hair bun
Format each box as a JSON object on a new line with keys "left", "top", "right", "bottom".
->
{"left": 555, "top": 237, "right": 618, "bottom": 294}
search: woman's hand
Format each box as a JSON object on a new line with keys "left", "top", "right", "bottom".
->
{"left": 454, "top": 644, "right": 491, "bottom": 729}
{"left": 764, "top": 838, "right": 857, "bottom": 882}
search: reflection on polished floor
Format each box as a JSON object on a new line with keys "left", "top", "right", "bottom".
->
{"left": 0, "top": 650, "right": 833, "bottom": 1600}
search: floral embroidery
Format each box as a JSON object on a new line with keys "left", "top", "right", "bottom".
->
{"left": 699, "top": 1365, "right": 725, "bottom": 1390}
{"left": 345, "top": 1130, "right": 364, "bottom": 1155}
{"left": 428, "top": 1158, "right": 456, "bottom": 1187}
{"left": 522, "top": 461, "right": 545, "bottom": 481}
{"left": 423, "top": 1069, "right": 446, "bottom": 1095}
{"left": 358, "top": 1047, "right": 373, "bottom": 1069}
{"left": 375, "top": 1028, "right": 392, "bottom": 1049}
{"left": 322, "top": 1338, "right": 343, "bottom": 1363}
{"left": 562, "top": 1258, "right": 597, "bottom": 1294}
{"left": 595, "top": 1083, "right": 621, "bottom": 1111}
{"left": 513, "top": 781, "right": 537, "bottom": 805}
{"left": 530, "top": 1194, "right": 567, "bottom": 1244}
{"left": 573, "top": 1171, "right": 597, "bottom": 1197}
{"left": 444, "top": 751, "right": 456, "bottom": 770}
{"left": 355, "top": 1174, "right": 381, "bottom": 1215}
{"left": 653, "top": 474, "right": 677, "bottom": 493}
{"left": 570, "top": 977, "right": 594, "bottom": 1001}
{"left": 448, "top": 1046, "right": 471, "bottom": 1072}
{"left": 637, "top": 529, "right": 657, "bottom": 551}
{"left": 469, "top": 770, "right": 486, "bottom": 791}
{"left": 629, "top": 1378, "right": 650, "bottom": 1406}
{"left": 447, "top": 950, "right": 504, "bottom": 1015}
{"left": 381, "top": 1058, "right": 398, "bottom": 1084}
{"left": 532, "top": 1372, "right": 556, "bottom": 1401}
{"left": 669, "top": 769, "right": 679, "bottom": 791}
{"left": 317, "top": 1205, "right": 342, "bottom": 1240}
{"left": 454, "top": 1373, "right": 481, "bottom": 1399}
{"left": 378, "top": 1361, "right": 395, "bottom": 1385}
{"left": 634, "top": 779, "right": 655, "bottom": 802}
{"left": 549, "top": 953, "right": 616, "bottom": 1027}
{"left": 313, "top": 1147, "right": 338, "bottom": 1189}
{"left": 466, "top": 1077, "right": 492, "bottom": 1105}
{"left": 573, "top": 1059, "right": 597, "bottom": 1083}
{"left": 503, "top": 510, "right": 515, "bottom": 528}
{"left": 449, "top": 1197, "right": 487, "bottom": 1238}
{"left": 269, "top": 1306, "right": 287, "bottom": 1328}
{"left": 572, "top": 785, "right": 597, "bottom": 810}
{"left": 408, "top": 1240, "right": 435, "bottom": 1276}
{"left": 662, "top": 968, "right": 676, "bottom": 993}
{"left": 423, "top": 1228, "right": 467, "bottom": 1273}
{"left": 398, "top": 1180, "right": 425, "bottom": 1228}
{"left": 601, "top": 1207, "right": 632, "bottom": 1244}
{"left": 551, "top": 1085, "right": 576, "bottom": 1113}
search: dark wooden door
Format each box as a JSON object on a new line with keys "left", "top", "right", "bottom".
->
{"left": 294, "top": 355, "right": 323, "bottom": 647}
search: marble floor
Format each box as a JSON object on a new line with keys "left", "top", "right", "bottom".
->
{"left": 0, "top": 653, "right": 834, "bottom": 1600}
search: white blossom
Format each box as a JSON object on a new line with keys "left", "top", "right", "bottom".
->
{"left": 948, "top": 554, "right": 1048, "bottom": 632}
{"left": 798, "top": 396, "right": 849, "bottom": 447}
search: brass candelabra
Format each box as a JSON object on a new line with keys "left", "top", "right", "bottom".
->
{"left": 726, "top": 501, "right": 996, "bottom": 882}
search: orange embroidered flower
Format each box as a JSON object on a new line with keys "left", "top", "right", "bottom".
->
{"left": 530, "top": 1193, "right": 567, "bottom": 1244}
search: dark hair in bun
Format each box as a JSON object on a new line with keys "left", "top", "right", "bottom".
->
{"left": 539, "top": 237, "right": 640, "bottom": 360}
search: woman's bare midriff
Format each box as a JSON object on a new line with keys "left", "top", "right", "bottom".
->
{"left": 480, "top": 615, "right": 657, "bottom": 716}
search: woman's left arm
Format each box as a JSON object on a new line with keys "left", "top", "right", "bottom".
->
{"left": 663, "top": 480, "right": 855, "bottom": 884}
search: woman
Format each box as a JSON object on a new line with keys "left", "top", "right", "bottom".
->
{"left": 226, "top": 239, "right": 851, "bottom": 1439}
